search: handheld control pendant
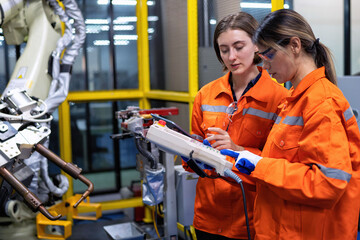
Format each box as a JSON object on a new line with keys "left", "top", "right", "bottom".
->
{"left": 146, "top": 121, "right": 233, "bottom": 176}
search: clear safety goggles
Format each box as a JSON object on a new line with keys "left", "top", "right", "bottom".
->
{"left": 256, "top": 38, "right": 290, "bottom": 62}
{"left": 225, "top": 101, "right": 238, "bottom": 131}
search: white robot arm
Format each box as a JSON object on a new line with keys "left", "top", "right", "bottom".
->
{"left": 0, "top": 0, "right": 92, "bottom": 221}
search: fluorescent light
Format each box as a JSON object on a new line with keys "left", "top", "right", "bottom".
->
{"left": 240, "top": 2, "right": 289, "bottom": 9}
{"left": 113, "top": 0, "right": 136, "bottom": 5}
{"left": 94, "top": 40, "right": 110, "bottom": 46}
{"left": 97, "top": 0, "right": 155, "bottom": 5}
{"left": 114, "top": 40, "right": 130, "bottom": 45}
{"left": 101, "top": 25, "right": 110, "bottom": 31}
{"left": 114, "top": 25, "right": 135, "bottom": 31}
{"left": 85, "top": 19, "right": 109, "bottom": 25}
{"left": 86, "top": 25, "right": 102, "bottom": 34}
{"left": 114, "top": 34, "right": 138, "bottom": 40}
{"left": 86, "top": 16, "right": 158, "bottom": 25}
{"left": 148, "top": 16, "right": 158, "bottom": 21}
{"left": 148, "top": 28, "right": 154, "bottom": 34}
{"left": 97, "top": 0, "right": 136, "bottom": 5}
{"left": 114, "top": 16, "right": 137, "bottom": 24}
{"left": 97, "top": 0, "right": 108, "bottom": 4}
{"left": 93, "top": 40, "right": 130, "bottom": 46}
{"left": 209, "top": 19, "right": 216, "bottom": 25}
{"left": 84, "top": 25, "right": 135, "bottom": 34}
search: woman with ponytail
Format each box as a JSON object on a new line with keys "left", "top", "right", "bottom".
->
{"left": 220, "top": 9, "right": 360, "bottom": 239}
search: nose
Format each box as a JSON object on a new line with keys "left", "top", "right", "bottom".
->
{"left": 229, "top": 48, "right": 237, "bottom": 61}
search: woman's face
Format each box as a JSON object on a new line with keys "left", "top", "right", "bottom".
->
{"left": 257, "top": 44, "right": 296, "bottom": 84}
{"left": 217, "top": 29, "right": 257, "bottom": 75}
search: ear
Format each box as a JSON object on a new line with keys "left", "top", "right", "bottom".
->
{"left": 289, "top": 36, "right": 301, "bottom": 54}
{"left": 254, "top": 44, "right": 259, "bottom": 53}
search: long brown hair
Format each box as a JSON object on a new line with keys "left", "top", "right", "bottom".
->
{"left": 213, "top": 12, "right": 261, "bottom": 71}
{"left": 253, "top": 9, "right": 337, "bottom": 85}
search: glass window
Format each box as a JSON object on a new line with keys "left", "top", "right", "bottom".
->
{"left": 148, "top": 0, "right": 165, "bottom": 90}
{"left": 351, "top": 0, "right": 360, "bottom": 75}
{"left": 152, "top": 1, "right": 188, "bottom": 92}
{"left": 48, "top": 109, "right": 61, "bottom": 175}
{"left": 70, "top": 101, "right": 114, "bottom": 172}
{"left": 113, "top": 3, "right": 138, "bottom": 89}
{"left": 0, "top": 41, "right": 8, "bottom": 93}
{"left": 70, "top": 100, "right": 139, "bottom": 193}
{"left": 70, "top": 0, "right": 112, "bottom": 91}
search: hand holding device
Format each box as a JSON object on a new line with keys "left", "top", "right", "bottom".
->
{"left": 146, "top": 121, "right": 233, "bottom": 176}
{"left": 181, "top": 139, "right": 213, "bottom": 170}
{"left": 206, "top": 127, "right": 244, "bottom": 151}
{"left": 220, "top": 149, "right": 262, "bottom": 175}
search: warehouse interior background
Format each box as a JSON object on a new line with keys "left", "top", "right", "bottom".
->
{"left": 0, "top": 0, "right": 358, "bottom": 238}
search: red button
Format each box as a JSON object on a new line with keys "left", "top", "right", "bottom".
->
{"left": 256, "top": 130, "right": 262, "bottom": 135}
{"left": 218, "top": 228, "right": 222, "bottom": 233}
{"left": 158, "top": 120, "right": 166, "bottom": 126}
{"left": 279, "top": 140, "right": 285, "bottom": 147}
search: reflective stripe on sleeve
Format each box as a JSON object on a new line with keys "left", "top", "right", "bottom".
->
{"left": 201, "top": 105, "right": 228, "bottom": 113}
{"left": 283, "top": 116, "right": 304, "bottom": 126}
{"left": 242, "top": 107, "right": 278, "bottom": 121}
{"left": 275, "top": 116, "right": 282, "bottom": 124}
{"left": 344, "top": 106, "right": 354, "bottom": 121}
{"left": 316, "top": 164, "right": 352, "bottom": 182}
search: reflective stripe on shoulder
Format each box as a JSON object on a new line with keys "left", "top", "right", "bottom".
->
{"left": 344, "top": 106, "right": 354, "bottom": 121}
{"left": 283, "top": 116, "right": 304, "bottom": 126}
{"left": 201, "top": 104, "right": 227, "bottom": 113}
{"left": 242, "top": 107, "right": 278, "bottom": 121}
{"left": 316, "top": 164, "right": 352, "bottom": 182}
{"left": 191, "top": 134, "right": 204, "bottom": 141}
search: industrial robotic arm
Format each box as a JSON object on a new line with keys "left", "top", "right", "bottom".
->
{"left": 0, "top": 0, "right": 93, "bottom": 221}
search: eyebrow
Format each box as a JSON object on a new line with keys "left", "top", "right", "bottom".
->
{"left": 219, "top": 40, "right": 246, "bottom": 48}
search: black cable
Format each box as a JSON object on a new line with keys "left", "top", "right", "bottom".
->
{"left": 135, "top": 137, "right": 157, "bottom": 169}
{"left": 187, "top": 151, "right": 220, "bottom": 179}
{"left": 223, "top": 169, "right": 251, "bottom": 240}
{"left": 239, "top": 181, "right": 251, "bottom": 240}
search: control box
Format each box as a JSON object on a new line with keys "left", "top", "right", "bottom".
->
{"left": 146, "top": 121, "right": 233, "bottom": 176}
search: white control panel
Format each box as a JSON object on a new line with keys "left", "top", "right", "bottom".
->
{"left": 146, "top": 121, "right": 233, "bottom": 176}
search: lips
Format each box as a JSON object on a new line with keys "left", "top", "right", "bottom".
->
{"left": 231, "top": 63, "right": 240, "bottom": 69}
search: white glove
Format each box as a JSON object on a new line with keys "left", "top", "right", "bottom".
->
{"left": 220, "top": 149, "right": 262, "bottom": 175}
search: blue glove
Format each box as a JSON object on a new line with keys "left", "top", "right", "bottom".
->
{"left": 181, "top": 139, "right": 212, "bottom": 170}
{"left": 195, "top": 139, "right": 213, "bottom": 169}
{"left": 181, "top": 156, "right": 189, "bottom": 162}
{"left": 220, "top": 149, "right": 262, "bottom": 175}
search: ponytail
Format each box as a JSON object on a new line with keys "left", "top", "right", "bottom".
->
{"left": 313, "top": 42, "right": 337, "bottom": 86}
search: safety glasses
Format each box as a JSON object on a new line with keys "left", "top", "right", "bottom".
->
{"left": 225, "top": 101, "right": 237, "bottom": 131}
{"left": 257, "top": 38, "right": 290, "bottom": 62}
{"left": 257, "top": 47, "right": 276, "bottom": 62}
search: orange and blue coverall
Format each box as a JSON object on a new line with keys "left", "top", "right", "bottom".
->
{"left": 183, "top": 67, "right": 288, "bottom": 239}
{"left": 252, "top": 67, "right": 360, "bottom": 240}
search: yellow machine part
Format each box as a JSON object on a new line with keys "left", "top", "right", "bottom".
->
{"left": 36, "top": 194, "right": 101, "bottom": 240}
